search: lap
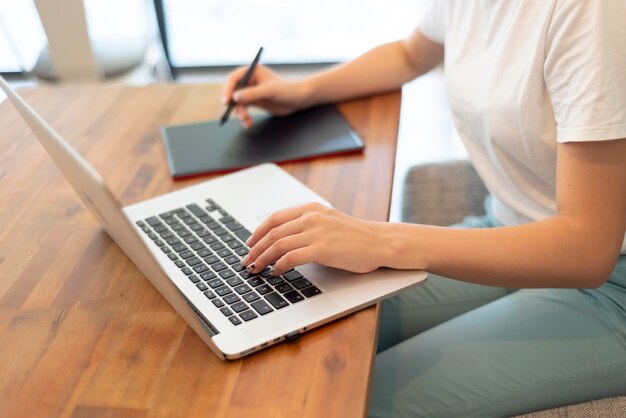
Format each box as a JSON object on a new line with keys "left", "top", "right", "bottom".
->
{"left": 370, "top": 259, "right": 626, "bottom": 417}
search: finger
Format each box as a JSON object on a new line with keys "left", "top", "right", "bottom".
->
{"left": 249, "top": 234, "right": 309, "bottom": 274}
{"left": 242, "top": 217, "right": 305, "bottom": 266}
{"left": 232, "top": 84, "right": 274, "bottom": 105}
{"left": 247, "top": 204, "right": 311, "bottom": 247}
{"left": 272, "top": 247, "right": 314, "bottom": 276}
{"left": 222, "top": 66, "right": 249, "bottom": 104}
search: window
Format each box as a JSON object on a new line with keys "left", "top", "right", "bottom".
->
{"left": 162, "top": 0, "right": 427, "bottom": 67}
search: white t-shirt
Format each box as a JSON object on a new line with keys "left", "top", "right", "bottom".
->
{"left": 419, "top": 0, "right": 626, "bottom": 254}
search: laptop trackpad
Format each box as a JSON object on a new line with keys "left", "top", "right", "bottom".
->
{"left": 240, "top": 295, "right": 340, "bottom": 342}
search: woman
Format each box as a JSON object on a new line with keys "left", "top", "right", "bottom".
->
{"left": 223, "top": 1, "right": 626, "bottom": 416}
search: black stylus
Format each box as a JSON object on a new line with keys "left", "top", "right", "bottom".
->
{"left": 220, "top": 46, "right": 264, "bottom": 126}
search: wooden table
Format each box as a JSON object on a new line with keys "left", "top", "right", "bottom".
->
{"left": 0, "top": 83, "right": 400, "bottom": 418}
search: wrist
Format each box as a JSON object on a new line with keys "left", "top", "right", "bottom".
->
{"left": 379, "top": 223, "right": 429, "bottom": 271}
{"left": 295, "top": 78, "right": 319, "bottom": 109}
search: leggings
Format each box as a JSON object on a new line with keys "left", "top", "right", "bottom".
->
{"left": 368, "top": 212, "right": 626, "bottom": 418}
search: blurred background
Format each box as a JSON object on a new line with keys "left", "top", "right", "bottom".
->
{"left": 0, "top": 0, "right": 464, "bottom": 221}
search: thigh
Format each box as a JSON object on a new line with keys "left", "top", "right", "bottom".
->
{"left": 378, "top": 204, "right": 515, "bottom": 352}
{"left": 369, "top": 271, "right": 626, "bottom": 418}
{"left": 377, "top": 274, "right": 515, "bottom": 352}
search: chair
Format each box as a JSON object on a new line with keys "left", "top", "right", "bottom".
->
{"left": 401, "top": 160, "right": 626, "bottom": 417}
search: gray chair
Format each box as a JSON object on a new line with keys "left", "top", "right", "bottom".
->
{"left": 401, "top": 160, "right": 626, "bottom": 417}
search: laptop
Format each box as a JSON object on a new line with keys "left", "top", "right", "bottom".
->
{"left": 0, "top": 77, "right": 427, "bottom": 360}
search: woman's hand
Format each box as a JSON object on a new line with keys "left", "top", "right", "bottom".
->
{"left": 241, "top": 203, "right": 393, "bottom": 276}
{"left": 222, "top": 65, "right": 312, "bottom": 128}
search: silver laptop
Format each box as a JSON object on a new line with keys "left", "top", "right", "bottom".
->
{"left": 0, "top": 77, "right": 427, "bottom": 360}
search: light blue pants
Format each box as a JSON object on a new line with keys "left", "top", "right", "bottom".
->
{"left": 369, "top": 212, "right": 626, "bottom": 418}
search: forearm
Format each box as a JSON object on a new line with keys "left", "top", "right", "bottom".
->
{"left": 302, "top": 40, "right": 426, "bottom": 107}
{"left": 382, "top": 216, "right": 621, "bottom": 288}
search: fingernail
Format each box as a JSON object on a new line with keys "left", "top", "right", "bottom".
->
{"left": 269, "top": 265, "right": 276, "bottom": 276}
{"left": 246, "top": 263, "right": 255, "bottom": 273}
{"left": 242, "top": 255, "right": 250, "bottom": 265}
{"left": 245, "top": 237, "right": 253, "bottom": 246}
{"left": 221, "top": 95, "right": 227, "bottom": 105}
{"left": 232, "top": 92, "right": 241, "bottom": 102}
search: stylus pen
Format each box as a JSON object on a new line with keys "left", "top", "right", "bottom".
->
{"left": 220, "top": 46, "right": 264, "bottom": 126}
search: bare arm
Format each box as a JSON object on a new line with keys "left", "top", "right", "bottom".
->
{"left": 243, "top": 139, "right": 626, "bottom": 288}
{"left": 385, "top": 139, "right": 626, "bottom": 287}
{"left": 303, "top": 30, "right": 444, "bottom": 106}
{"left": 224, "top": 30, "right": 443, "bottom": 127}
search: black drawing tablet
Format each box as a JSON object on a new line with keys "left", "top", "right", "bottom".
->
{"left": 161, "top": 104, "right": 365, "bottom": 178}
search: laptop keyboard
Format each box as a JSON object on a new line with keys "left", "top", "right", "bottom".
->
{"left": 136, "top": 198, "right": 322, "bottom": 326}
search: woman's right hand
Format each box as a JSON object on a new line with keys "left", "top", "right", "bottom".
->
{"left": 222, "top": 64, "right": 312, "bottom": 128}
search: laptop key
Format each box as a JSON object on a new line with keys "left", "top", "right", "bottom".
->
{"left": 301, "top": 286, "right": 322, "bottom": 298}
{"left": 212, "top": 299, "right": 225, "bottom": 308}
{"left": 146, "top": 216, "right": 161, "bottom": 226}
{"left": 250, "top": 299, "right": 273, "bottom": 315}
{"left": 221, "top": 234, "right": 235, "bottom": 243}
{"left": 193, "top": 264, "right": 209, "bottom": 274}
{"left": 229, "top": 316, "right": 242, "bottom": 326}
{"left": 215, "top": 286, "right": 232, "bottom": 297}
{"left": 203, "top": 236, "right": 217, "bottom": 245}
{"left": 275, "top": 283, "right": 293, "bottom": 294}
{"left": 232, "top": 262, "right": 245, "bottom": 272}
{"left": 264, "top": 292, "right": 288, "bottom": 309}
{"left": 154, "top": 240, "right": 165, "bottom": 247}
{"left": 212, "top": 262, "right": 227, "bottom": 272}
{"left": 235, "top": 229, "right": 252, "bottom": 242}
{"left": 167, "top": 253, "right": 177, "bottom": 260}
{"left": 228, "top": 240, "right": 243, "bottom": 249}
{"left": 204, "top": 255, "right": 220, "bottom": 265}
{"left": 235, "top": 247, "right": 249, "bottom": 256}
{"left": 197, "top": 248, "right": 211, "bottom": 258}
{"left": 186, "top": 256, "right": 201, "bottom": 266}
{"left": 247, "top": 277, "right": 264, "bottom": 287}
{"left": 292, "top": 278, "right": 313, "bottom": 290}
{"left": 136, "top": 220, "right": 146, "bottom": 227}
{"left": 223, "top": 294, "right": 241, "bottom": 305}
{"left": 190, "top": 242, "right": 205, "bottom": 251}
{"left": 207, "top": 278, "right": 224, "bottom": 289}
{"left": 234, "top": 284, "right": 252, "bottom": 295}
{"left": 284, "top": 290, "right": 305, "bottom": 304}
{"left": 261, "top": 268, "right": 273, "bottom": 278}
{"left": 214, "top": 227, "right": 228, "bottom": 236}
{"left": 183, "top": 236, "right": 198, "bottom": 244}
{"left": 196, "top": 282, "right": 208, "bottom": 291}
{"left": 200, "top": 271, "right": 216, "bottom": 281}
{"left": 153, "top": 224, "right": 168, "bottom": 233}
{"left": 219, "top": 270, "right": 235, "bottom": 280}
{"left": 243, "top": 292, "right": 260, "bottom": 303}
{"left": 231, "top": 301, "right": 248, "bottom": 313}
{"left": 256, "top": 284, "right": 272, "bottom": 295}
{"left": 266, "top": 276, "right": 284, "bottom": 286}
{"left": 173, "top": 244, "right": 187, "bottom": 252}
{"left": 210, "top": 242, "right": 225, "bottom": 251}
{"left": 167, "top": 237, "right": 182, "bottom": 246}
{"left": 204, "top": 289, "right": 216, "bottom": 299}
{"left": 180, "top": 250, "right": 194, "bottom": 259}
{"left": 181, "top": 267, "right": 193, "bottom": 276}
{"left": 224, "top": 255, "right": 239, "bottom": 265}
{"left": 226, "top": 277, "right": 243, "bottom": 287}
{"left": 186, "top": 204, "right": 206, "bottom": 218}
{"left": 239, "top": 309, "right": 258, "bottom": 322}
{"left": 283, "top": 270, "right": 303, "bottom": 282}
{"left": 225, "top": 221, "right": 243, "bottom": 232}
{"left": 220, "top": 307, "right": 233, "bottom": 317}
{"left": 217, "top": 248, "right": 232, "bottom": 258}
{"left": 219, "top": 215, "right": 234, "bottom": 224}
{"left": 188, "top": 275, "right": 200, "bottom": 283}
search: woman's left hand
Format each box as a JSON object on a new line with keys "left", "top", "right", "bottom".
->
{"left": 241, "top": 202, "right": 392, "bottom": 276}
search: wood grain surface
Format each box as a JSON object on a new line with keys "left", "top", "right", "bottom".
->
{"left": 0, "top": 83, "right": 400, "bottom": 418}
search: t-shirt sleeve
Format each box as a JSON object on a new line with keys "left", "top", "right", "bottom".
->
{"left": 545, "top": 0, "right": 626, "bottom": 143}
{"left": 418, "top": 0, "right": 446, "bottom": 45}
